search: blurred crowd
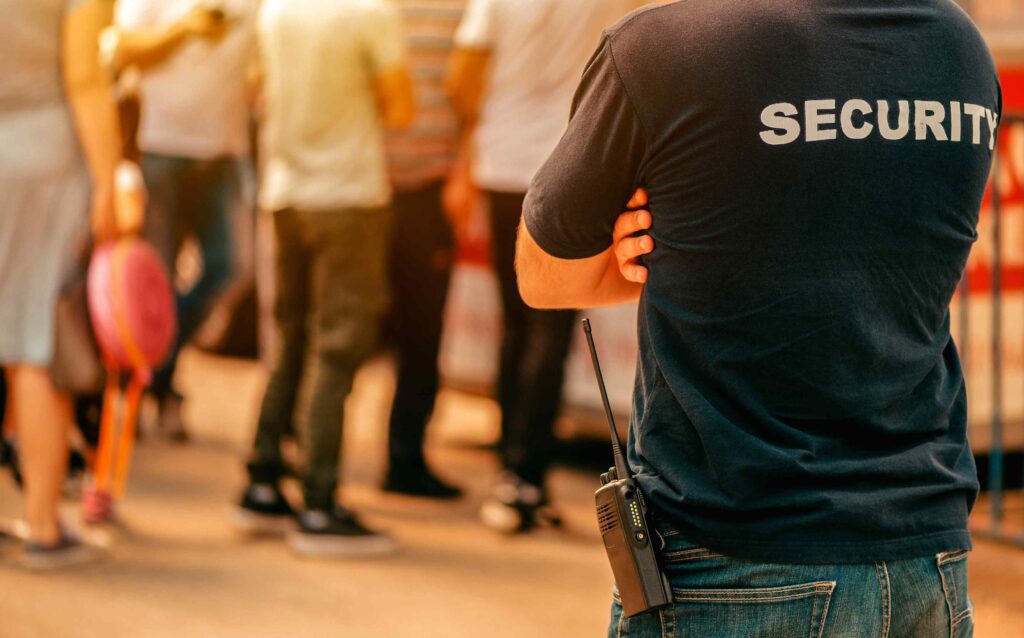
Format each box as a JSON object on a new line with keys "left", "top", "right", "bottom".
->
{"left": 0, "top": 0, "right": 651, "bottom": 569}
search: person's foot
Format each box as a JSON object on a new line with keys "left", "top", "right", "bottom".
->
{"left": 479, "top": 474, "right": 562, "bottom": 534}
{"left": 82, "top": 484, "right": 116, "bottom": 525}
{"left": 158, "top": 392, "right": 190, "bottom": 444}
{"left": 18, "top": 532, "right": 107, "bottom": 571}
{"left": 231, "top": 483, "right": 297, "bottom": 536}
{"left": 0, "top": 519, "right": 20, "bottom": 556}
{"left": 383, "top": 465, "right": 462, "bottom": 499}
{"left": 287, "top": 506, "right": 398, "bottom": 558}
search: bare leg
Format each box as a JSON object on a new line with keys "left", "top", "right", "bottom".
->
{"left": 7, "top": 365, "right": 70, "bottom": 544}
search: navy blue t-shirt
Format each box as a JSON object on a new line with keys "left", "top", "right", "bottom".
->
{"left": 523, "top": 0, "right": 1001, "bottom": 563}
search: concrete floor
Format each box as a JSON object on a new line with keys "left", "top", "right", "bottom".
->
{"left": 1, "top": 350, "right": 1023, "bottom": 637}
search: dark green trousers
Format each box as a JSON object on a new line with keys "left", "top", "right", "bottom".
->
{"left": 248, "top": 206, "right": 392, "bottom": 510}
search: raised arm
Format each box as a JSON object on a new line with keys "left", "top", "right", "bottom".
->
{"left": 63, "top": 0, "right": 122, "bottom": 240}
{"left": 110, "top": 5, "right": 225, "bottom": 71}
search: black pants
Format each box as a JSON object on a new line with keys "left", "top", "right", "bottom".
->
{"left": 386, "top": 181, "right": 454, "bottom": 469}
{"left": 248, "top": 206, "right": 392, "bottom": 510}
{"left": 487, "top": 191, "right": 577, "bottom": 487}
{"left": 141, "top": 153, "right": 237, "bottom": 399}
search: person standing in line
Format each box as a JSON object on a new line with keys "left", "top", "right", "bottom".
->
{"left": 0, "top": 0, "right": 121, "bottom": 569}
{"left": 516, "top": 1, "right": 999, "bottom": 634}
{"left": 233, "top": 0, "right": 414, "bottom": 558}
{"left": 381, "top": 0, "right": 467, "bottom": 500}
{"left": 111, "top": 0, "right": 259, "bottom": 442}
{"left": 445, "top": 0, "right": 640, "bottom": 532}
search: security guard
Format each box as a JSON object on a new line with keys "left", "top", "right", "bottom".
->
{"left": 516, "top": 0, "right": 1000, "bottom": 635}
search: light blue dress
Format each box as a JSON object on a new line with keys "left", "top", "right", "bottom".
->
{"left": 0, "top": 0, "right": 92, "bottom": 365}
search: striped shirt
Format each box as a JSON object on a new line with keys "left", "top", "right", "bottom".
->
{"left": 386, "top": 0, "right": 465, "bottom": 190}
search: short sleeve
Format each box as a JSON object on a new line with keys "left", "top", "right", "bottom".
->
{"left": 522, "top": 38, "right": 648, "bottom": 259}
{"left": 365, "top": 1, "right": 407, "bottom": 74}
{"left": 453, "top": 0, "right": 496, "bottom": 50}
{"left": 114, "top": 0, "right": 159, "bottom": 28}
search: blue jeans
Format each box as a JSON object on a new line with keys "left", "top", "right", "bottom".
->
{"left": 140, "top": 153, "right": 237, "bottom": 397}
{"left": 609, "top": 522, "right": 973, "bottom": 637}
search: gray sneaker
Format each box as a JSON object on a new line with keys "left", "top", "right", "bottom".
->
{"left": 287, "top": 507, "right": 398, "bottom": 558}
{"left": 19, "top": 533, "right": 106, "bottom": 571}
{"left": 0, "top": 520, "right": 19, "bottom": 556}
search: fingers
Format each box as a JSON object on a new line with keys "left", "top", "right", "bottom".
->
{"left": 621, "top": 263, "right": 648, "bottom": 284}
{"left": 615, "top": 235, "right": 653, "bottom": 284}
{"left": 616, "top": 234, "right": 654, "bottom": 263}
{"left": 627, "top": 188, "right": 648, "bottom": 209}
{"left": 613, "top": 198, "right": 653, "bottom": 284}
{"left": 613, "top": 208, "right": 652, "bottom": 241}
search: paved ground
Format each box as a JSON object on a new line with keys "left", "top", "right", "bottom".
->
{"left": 1, "top": 350, "right": 1023, "bottom": 637}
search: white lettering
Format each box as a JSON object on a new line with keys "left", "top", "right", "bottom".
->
{"left": 758, "top": 98, "right": 997, "bottom": 146}
{"left": 950, "top": 101, "right": 962, "bottom": 142}
{"left": 805, "top": 99, "right": 837, "bottom": 142}
{"left": 986, "top": 108, "right": 999, "bottom": 150}
{"left": 759, "top": 103, "right": 801, "bottom": 145}
{"left": 840, "top": 99, "right": 874, "bottom": 140}
{"left": 878, "top": 100, "right": 911, "bottom": 140}
{"left": 964, "top": 103, "right": 986, "bottom": 145}
{"left": 915, "top": 100, "right": 948, "bottom": 141}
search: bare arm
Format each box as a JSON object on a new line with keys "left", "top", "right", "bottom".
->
{"left": 64, "top": 0, "right": 122, "bottom": 240}
{"left": 110, "top": 6, "right": 225, "bottom": 71}
{"left": 374, "top": 65, "right": 416, "bottom": 130}
{"left": 444, "top": 48, "right": 489, "bottom": 126}
{"left": 516, "top": 190, "right": 654, "bottom": 309}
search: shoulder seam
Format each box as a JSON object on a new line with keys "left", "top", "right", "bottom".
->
{"left": 604, "top": 35, "right": 652, "bottom": 144}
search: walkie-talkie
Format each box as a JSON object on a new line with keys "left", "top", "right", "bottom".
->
{"left": 583, "top": 319, "right": 672, "bottom": 618}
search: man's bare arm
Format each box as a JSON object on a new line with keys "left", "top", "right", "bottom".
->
{"left": 516, "top": 190, "right": 654, "bottom": 309}
{"left": 445, "top": 48, "right": 489, "bottom": 125}
{"left": 374, "top": 66, "right": 416, "bottom": 129}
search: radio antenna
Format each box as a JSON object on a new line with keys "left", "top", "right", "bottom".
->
{"left": 582, "top": 318, "right": 631, "bottom": 480}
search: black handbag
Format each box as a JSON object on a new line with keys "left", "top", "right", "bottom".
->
{"left": 50, "top": 256, "right": 105, "bottom": 396}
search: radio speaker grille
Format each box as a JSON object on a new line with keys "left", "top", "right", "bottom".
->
{"left": 597, "top": 502, "right": 618, "bottom": 534}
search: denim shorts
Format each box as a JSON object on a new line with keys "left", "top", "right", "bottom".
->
{"left": 609, "top": 521, "right": 972, "bottom": 638}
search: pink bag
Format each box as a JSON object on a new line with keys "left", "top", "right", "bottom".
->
{"left": 87, "top": 237, "right": 176, "bottom": 380}
{"left": 84, "top": 238, "right": 176, "bottom": 519}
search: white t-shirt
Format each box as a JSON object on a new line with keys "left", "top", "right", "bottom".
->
{"left": 258, "top": 0, "right": 406, "bottom": 212}
{"left": 454, "top": 0, "right": 639, "bottom": 193}
{"left": 116, "top": 0, "right": 258, "bottom": 159}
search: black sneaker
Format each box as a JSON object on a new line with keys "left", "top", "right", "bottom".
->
{"left": 287, "top": 506, "right": 398, "bottom": 558}
{"left": 479, "top": 474, "right": 562, "bottom": 534}
{"left": 383, "top": 465, "right": 462, "bottom": 500}
{"left": 231, "top": 483, "right": 297, "bottom": 536}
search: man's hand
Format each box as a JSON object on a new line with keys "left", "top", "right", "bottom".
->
{"left": 182, "top": 5, "right": 228, "bottom": 41}
{"left": 111, "top": 5, "right": 229, "bottom": 71}
{"left": 614, "top": 188, "right": 654, "bottom": 283}
{"left": 442, "top": 148, "right": 478, "bottom": 235}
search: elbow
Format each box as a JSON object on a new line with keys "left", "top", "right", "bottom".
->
{"left": 515, "top": 256, "right": 567, "bottom": 310}
{"left": 518, "top": 278, "right": 573, "bottom": 310}
{"left": 385, "top": 103, "right": 415, "bottom": 130}
{"left": 444, "top": 80, "right": 475, "bottom": 123}
{"left": 517, "top": 276, "right": 548, "bottom": 309}
{"left": 63, "top": 65, "right": 107, "bottom": 99}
